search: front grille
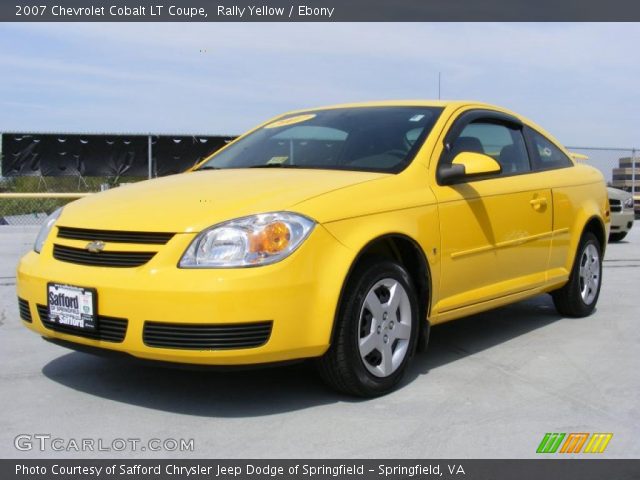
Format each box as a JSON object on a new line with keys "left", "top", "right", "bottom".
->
{"left": 610, "top": 199, "right": 622, "bottom": 213}
{"left": 37, "top": 304, "right": 127, "bottom": 343}
{"left": 53, "top": 244, "right": 156, "bottom": 267}
{"left": 57, "top": 226, "right": 175, "bottom": 245}
{"left": 18, "top": 298, "right": 32, "bottom": 322}
{"left": 143, "top": 321, "right": 273, "bottom": 350}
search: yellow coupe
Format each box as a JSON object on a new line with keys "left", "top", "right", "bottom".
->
{"left": 17, "top": 101, "right": 609, "bottom": 396}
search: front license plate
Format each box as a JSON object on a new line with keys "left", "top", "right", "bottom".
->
{"left": 47, "top": 283, "right": 97, "bottom": 331}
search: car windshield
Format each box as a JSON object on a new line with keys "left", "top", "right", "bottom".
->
{"left": 198, "top": 106, "right": 443, "bottom": 173}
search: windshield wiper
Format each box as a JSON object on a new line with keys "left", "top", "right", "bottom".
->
{"left": 197, "top": 166, "right": 221, "bottom": 170}
{"left": 248, "top": 164, "right": 302, "bottom": 168}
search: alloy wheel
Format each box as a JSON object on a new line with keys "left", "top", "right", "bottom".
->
{"left": 357, "top": 278, "right": 412, "bottom": 378}
{"left": 578, "top": 243, "right": 600, "bottom": 305}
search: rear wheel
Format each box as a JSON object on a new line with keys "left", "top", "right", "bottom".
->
{"left": 552, "top": 232, "right": 602, "bottom": 317}
{"left": 317, "top": 258, "right": 419, "bottom": 397}
{"left": 608, "top": 232, "right": 627, "bottom": 242}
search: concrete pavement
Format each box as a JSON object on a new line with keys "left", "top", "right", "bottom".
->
{"left": 0, "top": 226, "right": 638, "bottom": 458}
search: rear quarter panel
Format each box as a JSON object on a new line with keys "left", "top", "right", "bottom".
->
{"left": 541, "top": 164, "right": 609, "bottom": 288}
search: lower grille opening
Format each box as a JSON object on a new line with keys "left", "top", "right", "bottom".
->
{"left": 143, "top": 321, "right": 272, "bottom": 350}
{"left": 18, "top": 298, "right": 32, "bottom": 323}
{"left": 37, "top": 304, "right": 128, "bottom": 343}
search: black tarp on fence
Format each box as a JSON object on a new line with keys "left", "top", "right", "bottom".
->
{"left": 1, "top": 133, "right": 235, "bottom": 178}
{"left": 152, "top": 135, "right": 231, "bottom": 176}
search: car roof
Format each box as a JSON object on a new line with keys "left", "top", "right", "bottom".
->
{"left": 282, "top": 100, "right": 529, "bottom": 128}
{"left": 288, "top": 100, "right": 481, "bottom": 112}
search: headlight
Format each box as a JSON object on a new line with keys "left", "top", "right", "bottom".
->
{"left": 179, "top": 212, "right": 315, "bottom": 268}
{"left": 623, "top": 197, "right": 634, "bottom": 210}
{"left": 34, "top": 207, "right": 63, "bottom": 253}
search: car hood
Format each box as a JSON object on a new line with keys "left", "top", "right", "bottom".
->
{"left": 58, "top": 169, "right": 386, "bottom": 232}
{"left": 607, "top": 186, "right": 632, "bottom": 201}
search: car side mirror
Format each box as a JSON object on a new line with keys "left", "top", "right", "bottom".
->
{"left": 439, "top": 151, "right": 502, "bottom": 184}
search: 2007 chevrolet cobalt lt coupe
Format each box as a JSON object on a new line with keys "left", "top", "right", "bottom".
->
{"left": 17, "top": 101, "right": 609, "bottom": 396}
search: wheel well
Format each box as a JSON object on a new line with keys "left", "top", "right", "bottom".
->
{"left": 334, "top": 235, "right": 431, "bottom": 345}
{"left": 583, "top": 216, "right": 606, "bottom": 254}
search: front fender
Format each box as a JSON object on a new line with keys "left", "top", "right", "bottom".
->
{"left": 322, "top": 204, "right": 441, "bottom": 316}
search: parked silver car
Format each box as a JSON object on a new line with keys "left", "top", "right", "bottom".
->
{"left": 608, "top": 187, "right": 634, "bottom": 242}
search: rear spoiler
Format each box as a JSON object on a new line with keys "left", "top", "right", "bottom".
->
{"left": 569, "top": 152, "right": 589, "bottom": 162}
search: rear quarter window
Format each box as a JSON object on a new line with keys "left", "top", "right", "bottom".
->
{"left": 527, "top": 128, "right": 573, "bottom": 171}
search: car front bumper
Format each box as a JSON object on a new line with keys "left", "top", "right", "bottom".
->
{"left": 17, "top": 225, "right": 349, "bottom": 365}
{"left": 610, "top": 210, "right": 634, "bottom": 233}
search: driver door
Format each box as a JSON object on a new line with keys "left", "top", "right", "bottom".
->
{"left": 431, "top": 110, "right": 553, "bottom": 316}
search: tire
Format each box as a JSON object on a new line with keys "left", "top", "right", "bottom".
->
{"left": 608, "top": 232, "right": 627, "bottom": 242}
{"left": 317, "top": 258, "right": 419, "bottom": 397}
{"left": 552, "top": 232, "right": 603, "bottom": 317}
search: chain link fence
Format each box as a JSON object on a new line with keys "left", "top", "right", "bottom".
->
{"left": 1, "top": 145, "right": 638, "bottom": 225}
{"left": 0, "top": 176, "right": 145, "bottom": 225}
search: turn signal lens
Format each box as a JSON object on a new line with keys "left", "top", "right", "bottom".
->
{"left": 250, "top": 221, "right": 290, "bottom": 254}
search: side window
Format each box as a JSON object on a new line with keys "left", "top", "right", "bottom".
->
{"left": 528, "top": 129, "right": 573, "bottom": 170}
{"left": 451, "top": 121, "right": 531, "bottom": 175}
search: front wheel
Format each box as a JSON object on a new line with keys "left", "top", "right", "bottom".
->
{"left": 317, "top": 258, "right": 419, "bottom": 397}
{"left": 552, "top": 232, "right": 602, "bottom": 317}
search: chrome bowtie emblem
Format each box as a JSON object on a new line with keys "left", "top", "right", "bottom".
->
{"left": 85, "top": 240, "right": 106, "bottom": 253}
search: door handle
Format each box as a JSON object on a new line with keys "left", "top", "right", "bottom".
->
{"left": 530, "top": 197, "right": 548, "bottom": 210}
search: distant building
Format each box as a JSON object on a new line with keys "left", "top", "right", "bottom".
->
{"left": 611, "top": 155, "right": 640, "bottom": 215}
{"left": 612, "top": 156, "right": 639, "bottom": 190}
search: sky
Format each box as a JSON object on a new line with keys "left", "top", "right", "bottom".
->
{"left": 0, "top": 22, "right": 638, "bottom": 151}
